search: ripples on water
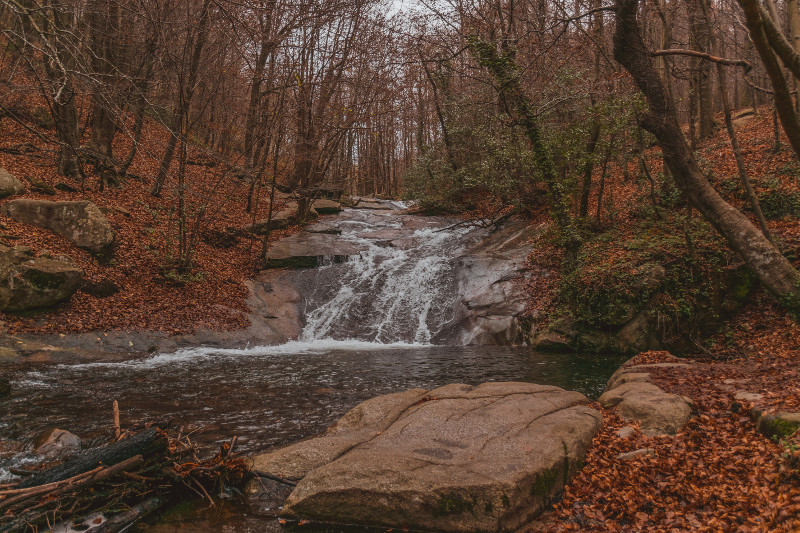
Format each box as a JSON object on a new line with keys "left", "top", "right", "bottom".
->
{"left": 0, "top": 345, "right": 626, "bottom": 463}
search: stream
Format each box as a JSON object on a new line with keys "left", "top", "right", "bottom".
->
{"left": 0, "top": 202, "right": 627, "bottom": 530}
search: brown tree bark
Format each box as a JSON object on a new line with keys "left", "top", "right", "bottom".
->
{"left": 150, "top": 0, "right": 212, "bottom": 197}
{"left": 614, "top": 0, "right": 800, "bottom": 306}
{"left": 737, "top": 0, "right": 800, "bottom": 161}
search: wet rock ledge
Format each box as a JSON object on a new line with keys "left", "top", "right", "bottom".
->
{"left": 249, "top": 382, "right": 600, "bottom": 532}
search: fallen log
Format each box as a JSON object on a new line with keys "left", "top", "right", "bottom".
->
{"left": 1, "top": 424, "right": 247, "bottom": 533}
{"left": 17, "top": 427, "right": 166, "bottom": 489}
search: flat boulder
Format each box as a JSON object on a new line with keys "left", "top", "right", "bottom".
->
{"left": 312, "top": 199, "right": 342, "bottom": 214}
{"left": 253, "top": 382, "right": 601, "bottom": 532}
{"left": 1, "top": 199, "right": 115, "bottom": 256}
{"left": 0, "top": 168, "right": 26, "bottom": 198}
{"left": 246, "top": 209, "right": 294, "bottom": 234}
{"left": 0, "top": 245, "right": 84, "bottom": 311}
{"left": 354, "top": 197, "right": 392, "bottom": 210}
{"left": 263, "top": 232, "right": 366, "bottom": 269}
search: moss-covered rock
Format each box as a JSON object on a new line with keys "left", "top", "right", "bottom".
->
{"left": 0, "top": 245, "right": 84, "bottom": 311}
{"left": 757, "top": 413, "right": 800, "bottom": 440}
{"left": 547, "top": 215, "right": 754, "bottom": 354}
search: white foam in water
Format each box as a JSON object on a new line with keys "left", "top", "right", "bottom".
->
{"left": 62, "top": 339, "right": 432, "bottom": 369}
{"left": 301, "top": 223, "right": 470, "bottom": 344}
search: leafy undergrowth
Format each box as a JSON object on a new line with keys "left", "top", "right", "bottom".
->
{"left": 0, "top": 99, "right": 298, "bottom": 335}
{"left": 527, "top": 109, "right": 800, "bottom": 344}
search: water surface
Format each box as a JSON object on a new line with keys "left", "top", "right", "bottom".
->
{"left": 0, "top": 344, "right": 625, "bottom": 463}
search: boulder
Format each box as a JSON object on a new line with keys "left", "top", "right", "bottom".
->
{"left": 0, "top": 168, "right": 26, "bottom": 198}
{"left": 0, "top": 245, "right": 84, "bottom": 311}
{"left": 246, "top": 209, "right": 294, "bottom": 234}
{"left": 312, "top": 199, "right": 343, "bottom": 214}
{"left": 33, "top": 428, "right": 81, "bottom": 459}
{"left": 455, "top": 219, "right": 540, "bottom": 345}
{"left": 599, "top": 363, "right": 693, "bottom": 436}
{"left": 253, "top": 382, "right": 601, "bottom": 532}
{"left": 1, "top": 200, "right": 115, "bottom": 256}
{"left": 755, "top": 412, "right": 800, "bottom": 439}
{"left": 615, "top": 312, "right": 655, "bottom": 353}
{"left": 356, "top": 201, "right": 392, "bottom": 210}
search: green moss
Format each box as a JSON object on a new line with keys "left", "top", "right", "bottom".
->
{"left": 757, "top": 188, "right": 800, "bottom": 219}
{"left": 530, "top": 468, "right": 557, "bottom": 498}
{"left": 556, "top": 213, "right": 742, "bottom": 351}
{"left": 436, "top": 495, "right": 473, "bottom": 515}
{"left": 759, "top": 415, "right": 800, "bottom": 439}
{"left": 23, "top": 270, "right": 63, "bottom": 291}
{"left": 501, "top": 493, "right": 510, "bottom": 507}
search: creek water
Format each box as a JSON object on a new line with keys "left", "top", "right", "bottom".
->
{"left": 0, "top": 203, "right": 626, "bottom": 530}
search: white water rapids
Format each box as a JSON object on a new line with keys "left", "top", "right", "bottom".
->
{"left": 298, "top": 209, "right": 474, "bottom": 345}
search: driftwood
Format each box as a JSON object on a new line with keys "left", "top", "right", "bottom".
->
{"left": 88, "top": 496, "right": 163, "bottom": 533}
{"left": 1, "top": 422, "right": 249, "bottom": 533}
{"left": 17, "top": 427, "right": 166, "bottom": 489}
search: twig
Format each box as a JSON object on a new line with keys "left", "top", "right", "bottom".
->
{"left": 113, "top": 400, "right": 121, "bottom": 441}
{"left": 192, "top": 477, "right": 215, "bottom": 507}
{"left": 0, "top": 467, "right": 103, "bottom": 498}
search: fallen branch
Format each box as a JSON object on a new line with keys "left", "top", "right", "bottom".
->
{"left": 17, "top": 427, "right": 167, "bottom": 489}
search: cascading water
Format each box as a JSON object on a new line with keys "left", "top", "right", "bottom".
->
{"left": 297, "top": 207, "right": 474, "bottom": 345}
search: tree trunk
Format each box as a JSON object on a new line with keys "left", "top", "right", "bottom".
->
{"left": 688, "top": 0, "right": 714, "bottom": 139}
{"left": 468, "top": 37, "right": 578, "bottom": 253}
{"left": 86, "top": 0, "right": 120, "bottom": 161}
{"left": 150, "top": 0, "right": 212, "bottom": 197}
{"left": 737, "top": 0, "right": 800, "bottom": 161}
{"left": 614, "top": 0, "right": 800, "bottom": 307}
{"left": 698, "top": 0, "right": 773, "bottom": 243}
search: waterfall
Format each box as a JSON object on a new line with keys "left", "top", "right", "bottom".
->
{"left": 297, "top": 208, "right": 473, "bottom": 345}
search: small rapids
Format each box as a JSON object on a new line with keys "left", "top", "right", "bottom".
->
{"left": 297, "top": 207, "right": 474, "bottom": 344}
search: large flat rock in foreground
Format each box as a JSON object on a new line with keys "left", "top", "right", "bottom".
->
{"left": 252, "top": 382, "right": 600, "bottom": 532}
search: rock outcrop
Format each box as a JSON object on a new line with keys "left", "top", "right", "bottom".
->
{"left": 0, "top": 245, "right": 84, "bottom": 311}
{"left": 455, "top": 219, "right": 541, "bottom": 345}
{"left": 1, "top": 200, "right": 115, "bottom": 256}
{"left": 599, "top": 361, "right": 694, "bottom": 436}
{"left": 0, "top": 169, "right": 26, "bottom": 198}
{"left": 252, "top": 382, "right": 601, "bottom": 532}
{"left": 263, "top": 231, "right": 366, "bottom": 269}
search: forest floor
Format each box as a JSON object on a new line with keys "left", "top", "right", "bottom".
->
{"left": 520, "top": 110, "right": 800, "bottom": 531}
{"left": 0, "top": 99, "right": 301, "bottom": 336}
{"left": 526, "top": 301, "right": 800, "bottom": 532}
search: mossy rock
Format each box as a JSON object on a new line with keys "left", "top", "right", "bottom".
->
{"left": 757, "top": 413, "right": 800, "bottom": 439}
